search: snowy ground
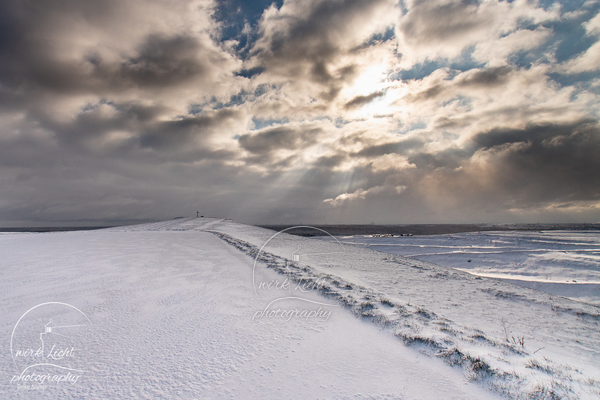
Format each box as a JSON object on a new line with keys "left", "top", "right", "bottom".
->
{"left": 330, "top": 231, "right": 600, "bottom": 306}
{"left": 1, "top": 219, "right": 599, "bottom": 399}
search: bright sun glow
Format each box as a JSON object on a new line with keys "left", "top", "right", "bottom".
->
{"left": 350, "top": 64, "right": 389, "bottom": 96}
{"left": 342, "top": 63, "right": 393, "bottom": 118}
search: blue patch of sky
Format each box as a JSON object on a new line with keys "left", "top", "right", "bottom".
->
{"left": 530, "top": 1, "right": 600, "bottom": 87}
{"left": 373, "top": 113, "right": 395, "bottom": 119}
{"left": 355, "top": 26, "right": 396, "bottom": 50}
{"left": 545, "top": 0, "right": 592, "bottom": 13}
{"left": 516, "top": 0, "right": 600, "bottom": 60}
{"left": 389, "top": 1, "right": 599, "bottom": 83}
{"left": 251, "top": 117, "right": 289, "bottom": 130}
{"left": 443, "top": 96, "right": 472, "bottom": 109}
{"left": 407, "top": 122, "right": 427, "bottom": 131}
{"left": 227, "top": 90, "right": 251, "bottom": 106}
{"left": 80, "top": 99, "right": 115, "bottom": 113}
{"left": 397, "top": 0, "right": 408, "bottom": 15}
{"left": 391, "top": 47, "right": 485, "bottom": 81}
{"left": 188, "top": 96, "right": 219, "bottom": 115}
{"left": 392, "top": 61, "right": 442, "bottom": 81}
{"left": 543, "top": 7, "right": 600, "bottom": 63}
{"left": 395, "top": 120, "right": 427, "bottom": 135}
{"left": 508, "top": 48, "right": 543, "bottom": 70}
{"left": 548, "top": 70, "right": 600, "bottom": 87}
{"left": 188, "top": 84, "right": 282, "bottom": 116}
{"left": 334, "top": 117, "right": 350, "bottom": 129}
{"left": 254, "top": 83, "right": 277, "bottom": 97}
{"left": 213, "top": 0, "right": 284, "bottom": 57}
{"left": 449, "top": 48, "right": 487, "bottom": 72}
{"left": 493, "top": 7, "right": 599, "bottom": 72}
{"left": 235, "top": 66, "right": 264, "bottom": 79}
{"left": 188, "top": 90, "right": 251, "bottom": 115}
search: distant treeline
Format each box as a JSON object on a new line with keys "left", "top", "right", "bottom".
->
{"left": 258, "top": 224, "right": 600, "bottom": 237}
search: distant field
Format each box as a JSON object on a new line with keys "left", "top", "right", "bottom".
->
{"left": 323, "top": 230, "right": 600, "bottom": 305}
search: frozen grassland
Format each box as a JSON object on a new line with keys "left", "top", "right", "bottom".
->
{"left": 332, "top": 231, "right": 600, "bottom": 306}
{"left": 0, "top": 218, "right": 598, "bottom": 399}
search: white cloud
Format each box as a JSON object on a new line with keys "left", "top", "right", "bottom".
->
{"left": 562, "top": 41, "right": 600, "bottom": 73}
{"left": 324, "top": 185, "right": 406, "bottom": 206}
{"left": 371, "top": 153, "right": 416, "bottom": 171}
{"left": 584, "top": 12, "right": 600, "bottom": 35}
{"left": 472, "top": 27, "right": 552, "bottom": 65}
{"left": 396, "top": 0, "right": 559, "bottom": 67}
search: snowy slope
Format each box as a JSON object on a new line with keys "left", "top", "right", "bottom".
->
{"left": 1, "top": 218, "right": 498, "bottom": 399}
{"left": 1, "top": 218, "right": 599, "bottom": 399}
{"left": 203, "top": 221, "right": 600, "bottom": 399}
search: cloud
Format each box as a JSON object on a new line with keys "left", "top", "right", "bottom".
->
{"left": 344, "top": 91, "right": 386, "bottom": 110}
{"left": 396, "top": 0, "right": 558, "bottom": 66}
{"left": 418, "top": 120, "right": 600, "bottom": 210}
{"left": 245, "top": 0, "right": 398, "bottom": 105}
{"left": 0, "top": 0, "right": 599, "bottom": 226}
{"left": 354, "top": 139, "right": 425, "bottom": 157}
{"left": 456, "top": 66, "right": 513, "bottom": 88}
{"left": 239, "top": 124, "right": 322, "bottom": 156}
{"left": 471, "top": 27, "right": 553, "bottom": 65}
{"left": 324, "top": 185, "right": 406, "bottom": 206}
{"left": 584, "top": 11, "right": 600, "bottom": 36}
{"left": 0, "top": 0, "right": 241, "bottom": 115}
{"left": 116, "top": 35, "right": 214, "bottom": 88}
{"left": 370, "top": 153, "right": 416, "bottom": 171}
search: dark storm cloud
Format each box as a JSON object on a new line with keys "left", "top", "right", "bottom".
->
{"left": 406, "top": 120, "right": 600, "bottom": 185}
{"left": 353, "top": 138, "right": 424, "bottom": 157}
{"left": 470, "top": 119, "right": 598, "bottom": 151}
{"left": 456, "top": 66, "right": 512, "bottom": 87}
{"left": 0, "top": 0, "right": 237, "bottom": 99}
{"left": 0, "top": 0, "right": 121, "bottom": 92}
{"left": 0, "top": 0, "right": 251, "bottom": 227}
{"left": 329, "top": 120, "right": 600, "bottom": 221}
{"left": 344, "top": 91, "right": 385, "bottom": 109}
{"left": 139, "top": 109, "right": 242, "bottom": 153}
{"left": 30, "top": 102, "right": 243, "bottom": 158}
{"left": 118, "top": 35, "right": 208, "bottom": 88}
{"left": 402, "top": 84, "right": 446, "bottom": 102}
{"left": 0, "top": 130, "right": 60, "bottom": 169}
{"left": 0, "top": 1, "right": 243, "bottom": 160}
{"left": 409, "top": 147, "right": 471, "bottom": 171}
{"left": 313, "top": 154, "right": 348, "bottom": 168}
{"left": 432, "top": 120, "right": 600, "bottom": 207}
{"left": 478, "top": 121, "right": 600, "bottom": 197}
{"left": 238, "top": 125, "right": 322, "bottom": 155}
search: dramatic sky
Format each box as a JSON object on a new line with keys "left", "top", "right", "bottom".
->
{"left": 1, "top": 0, "right": 599, "bottom": 226}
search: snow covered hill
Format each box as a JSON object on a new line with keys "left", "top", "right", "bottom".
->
{"left": 1, "top": 218, "right": 598, "bottom": 399}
